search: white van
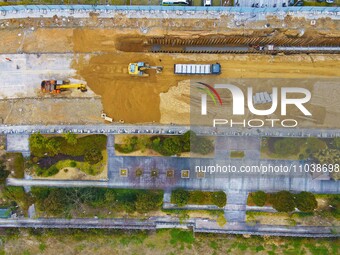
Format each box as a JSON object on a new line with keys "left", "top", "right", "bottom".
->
{"left": 203, "top": 0, "right": 211, "bottom": 6}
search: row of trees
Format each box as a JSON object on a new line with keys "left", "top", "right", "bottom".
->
{"left": 171, "top": 189, "right": 227, "bottom": 208}
{"left": 115, "top": 131, "right": 214, "bottom": 156}
{"left": 30, "top": 132, "right": 78, "bottom": 157}
{"left": 250, "top": 190, "right": 318, "bottom": 213}
{"left": 31, "top": 187, "right": 163, "bottom": 216}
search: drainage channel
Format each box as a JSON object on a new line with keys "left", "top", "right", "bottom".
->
{"left": 151, "top": 45, "right": 340, "bottom": 54}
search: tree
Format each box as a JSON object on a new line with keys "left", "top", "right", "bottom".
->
{"left": 0, "top": 161, "right": 9, "bottom": 183}
{"left": 45, "top": 138, "right": 61, "bottom": 156}
{"left": 84, "top": 148, "right": 103, "bottom": 165}
{"left": 29, "top": 133, "right": 47, "bottom": 156}
{"left": 306, "top": 137, "right": 327, "bottom": 154}
{"left": 42, "top": 189, "right": 68, "bottom": 215}
{"left": 137, "top": 136, "right": 151, "bottom": 152}
{"left": 163, "top": 137, "right": 182, "bottom": 156}
{"left": 181, "top": 131, "right": 197, "bottom": 152}
{"left": 172, "top": 189, "right": 189, "bottom": 206}
{"left": 271, "top": 191, "right": 295, "bottom": 212}
{"left": 274, "top": 138, "right": 299, "bottom": 156}
{"left": 3, "top": 186, "right": 32, "bottom": 211}
{"left": 334, "top": 137, "right": 340, "bottom": 149}
{"left": 189, "top": 191, "right": 206, "bottom": 204}
{"left": 211, "top": 191, "right": 227, "bottom": 208}
{"left": 251, "top": 191, "right": 267, "bottom": 207}
{"left": 135, "top": 191, "right": 163, "bottom": 213}
{"left": 64, "top": 132, "right": 77, "bottom": 145}
{"left": 295, "top": 192, "right": 317, "bottom": 212}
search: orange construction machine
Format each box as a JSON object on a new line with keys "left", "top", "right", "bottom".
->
{"left": 41, "top": 80, "right": 87, "bottom": 94}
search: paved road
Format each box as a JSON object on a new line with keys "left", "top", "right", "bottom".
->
{"left": 7, "top": 170, "right": 340, "bottom": 193}
{"left": 0, "top": 218, "right": 338, "bottom": 237}
{"left": 1, "top": 124, "right": 340, "bottom": 138}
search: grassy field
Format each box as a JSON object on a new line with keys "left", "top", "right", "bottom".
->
{"left": 0, "top": 228, "right": 339, "bottom": 255}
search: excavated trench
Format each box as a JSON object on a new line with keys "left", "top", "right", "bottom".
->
{"left": 116, "top": 35, "right": 340, "bottom": 54}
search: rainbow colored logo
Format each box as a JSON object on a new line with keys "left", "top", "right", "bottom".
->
{"left": 195, "top": 82, "right": 223, "bottom": 106}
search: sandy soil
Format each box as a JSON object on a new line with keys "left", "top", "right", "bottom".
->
{"left": 0, "top": 15, "right": 340, "bottom": 124}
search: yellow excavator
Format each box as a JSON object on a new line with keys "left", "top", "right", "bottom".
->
{"left": 128, "top": 62, "right": 163, "bottom": 77}
{"left": 41, "top": 79, "right": 87, "bottom": 94}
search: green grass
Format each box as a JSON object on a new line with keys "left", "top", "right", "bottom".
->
{"left": 1, "top": 228, "right": 339, "bottom": 254}
{"left": 169, "top": 229, "right": 194, "bottom": 245}
{"left": 230, "top": 151, "right": 245, "bottom": 158}
{"left": 6, "top": 153, "right": 25, "bottom": 178}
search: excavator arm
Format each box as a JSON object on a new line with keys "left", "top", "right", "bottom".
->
{"left": 56, "top": 84, "right": 87, "bottom": 92}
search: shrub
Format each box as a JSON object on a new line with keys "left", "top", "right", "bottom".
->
{"left": 189, "top": 190, "right": 206, "bottom": 204}
{"left": 135, "top": 191, "right": 163, "bottom": 213}
{"left": 217, "top": 214, "right": 227, "bottom": 227}
{"left": 295, "top": 192, "right": 317, "bottom": 212}
{"left": 271, "top": 191, "right": 295, "bottom": 212}
{"left": 135, "top": 168, "right": 143, "bottom": 177}
{"left": 163, "top": 137, "right": 182, "bottom": 156}
{"left": 211, "top": 191, "right": 227, "bottom": 208}
{"left": 251, "top": 191, "right": 267, "bottom": 207}
{"left": 70, "top": 161, "right": 77, "bottom": 167}
{"left": 84, "top": 148, "right": 103, "bottom": 165}
{"left": 172, "top": 189, "right": 189, "bottom": 206}
{"left": 36, "top": 165, "right": 59, "bottom": 177}
{"left": 63, "top": 132, "right": 77, "bottom": 145}
{"left": 46, "top": 166, "right": 59, "bottom": 177}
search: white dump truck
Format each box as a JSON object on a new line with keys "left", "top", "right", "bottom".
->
{"left": 174, "top": 63, "right": 221, "bottom": 75}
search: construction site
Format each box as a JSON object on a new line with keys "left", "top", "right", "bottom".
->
{"left": 0, "top": 6, "right": 340, "bottom": 126}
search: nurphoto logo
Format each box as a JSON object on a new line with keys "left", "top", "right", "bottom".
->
{"left": 195, "top": 81, "right": 312, "bottom": 128}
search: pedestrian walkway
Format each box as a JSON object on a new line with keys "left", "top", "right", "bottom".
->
{"left": 107, "top": 134, "right": 115, "bottom": 157}
{"left": 224, "top": 192, "right": 248, "bottom": 223}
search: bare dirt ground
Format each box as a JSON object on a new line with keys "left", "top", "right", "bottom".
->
{"left": 0, "top": 97, "right": 103, "bottom": 125}
{"left": 0, "top": 14, "right": 340, "bottom": 124}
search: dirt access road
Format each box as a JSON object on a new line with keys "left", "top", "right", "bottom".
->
{"left": 0, "top": 14, "right": 340, "bottom": 124}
